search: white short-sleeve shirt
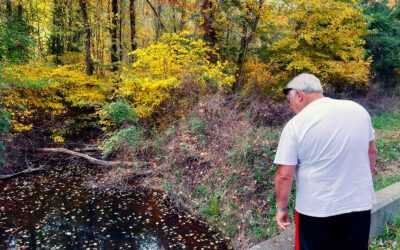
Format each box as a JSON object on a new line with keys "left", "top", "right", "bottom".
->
{"left": 274, "top": 97, "right": 376, "bottom": 217}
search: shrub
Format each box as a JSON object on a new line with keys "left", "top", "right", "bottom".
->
{"left": 0, "top": 109, "right": 10, "bottom": 163}
{"left": 202, "top": 192, "right": 222, "bottom": 218}
{"left": 0, "top": 63, "right": 112, "bottom": 133}
{"left": 103, "top": 101, "right": 138, "bottom": 128}
{"left": 120, "top": 31, "right": 235, "bottom": 118}
{"left": 0, "top": 14, "right": 34, "bottom": 63}
{"left": 102, "top": 125, "right": 143, "bottom": 158}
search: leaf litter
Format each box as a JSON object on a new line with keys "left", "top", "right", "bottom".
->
{"left": 0, "top": 161, "right": 228, "bottom": 249}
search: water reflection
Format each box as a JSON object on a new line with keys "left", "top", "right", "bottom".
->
{"left": 0, "top": 162, "right": 228, "bottom": 249}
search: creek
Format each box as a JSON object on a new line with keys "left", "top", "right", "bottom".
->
{"left": 0, "top": 161, "right": 228, "bottom": 249}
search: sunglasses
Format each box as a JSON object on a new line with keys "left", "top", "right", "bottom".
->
{"left": 282, "top": 88, "right": 292, "bottom": 95}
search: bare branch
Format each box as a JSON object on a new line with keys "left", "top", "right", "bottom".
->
{"left": 145, "top": 0, "right": 167, "bottom": 31}
{"left": 0, "top": 167, "right": 45, "bottom": 180}
{"left": 38, "top": 148, "right": 136, "bottom": 167}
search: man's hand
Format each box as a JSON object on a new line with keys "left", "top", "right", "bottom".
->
{"left": 276, "top": 211, "right": 291, "bottom": 230}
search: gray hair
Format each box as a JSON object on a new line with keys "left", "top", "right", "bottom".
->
{"left": 287, "top": 73, "right": 323, "bottom": 97}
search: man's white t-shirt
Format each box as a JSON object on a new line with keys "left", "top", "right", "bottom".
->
{"left": 274, "top": 97, "right": 376, "bottom": 217}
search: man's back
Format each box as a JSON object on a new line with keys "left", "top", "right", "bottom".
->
{"left": 274, "top": 74, "right": 377, "bottom": 249}
{"left": 275, "top": 97, "right": 376, "bottom": 217}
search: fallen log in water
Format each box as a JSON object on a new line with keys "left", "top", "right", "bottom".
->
{"left": 0, "top": 167, "right": 45, "bottom": 180}
{"left": 38, "top": 147, "right": 136, "bottom": 167}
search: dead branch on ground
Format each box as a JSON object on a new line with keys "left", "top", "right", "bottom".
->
{"left": 0, "top": 167, "right": 45, "bottom": 180}
{"left": 38, "top": 148, "right": 137, "bottom": 167}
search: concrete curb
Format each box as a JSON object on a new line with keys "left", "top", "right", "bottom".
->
{"left": 249, "top": 182, "right": 400, "bottom": 250}
{"left": 249, "top": 229, "right": 295, "bottom": 250}
{"left": 370, "top": 182, "right": 400, "bottom": 236}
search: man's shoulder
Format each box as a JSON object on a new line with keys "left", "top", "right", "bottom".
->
{"left": 283, "top": 111, "right": 306, "bottom": 133}
{"left": 329, "top": 98, "right": 364, "bottom": 107}
{"left": 331, "top": 98, "right": 370, "bottom": 115}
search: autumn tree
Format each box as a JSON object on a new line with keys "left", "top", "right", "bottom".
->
{"left": 121, "top": 32, "right": 234, "bottom": 118}
{"left": 232, "top": 0, "right": 265, "bottom": 93}
{"left": 265, "top": 0, "right": 370, "bottom": 92}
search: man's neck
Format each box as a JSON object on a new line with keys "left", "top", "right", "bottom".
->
{"left": 303, "top": 92, "right": 324, "bottom": 107}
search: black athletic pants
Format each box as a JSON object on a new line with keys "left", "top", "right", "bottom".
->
{"left": 295, "top": 210, "right": 371, "bottom": 250}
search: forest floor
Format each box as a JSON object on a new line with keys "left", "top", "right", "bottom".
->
{"left": 93, "top": 93, "right": 400, "bottom": 249}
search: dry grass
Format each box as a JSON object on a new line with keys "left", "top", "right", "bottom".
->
{"left": 97, "top": 91, "right": 399, "bottom": 249}
{"left": 135, "top": 94, "right": 292, "bottom": 249}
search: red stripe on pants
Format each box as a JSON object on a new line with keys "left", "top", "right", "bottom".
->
{"left": 295, "top": 211, "right": 299, "bottom": 250}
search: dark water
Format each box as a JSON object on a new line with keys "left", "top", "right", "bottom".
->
{"left": 0, "top": 163, "right": 228, "bottom": 249}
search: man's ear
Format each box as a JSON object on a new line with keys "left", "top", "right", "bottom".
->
{"left": 296, "top": 90, "right": 303, "bottom": 101}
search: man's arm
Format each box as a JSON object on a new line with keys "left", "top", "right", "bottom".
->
{"left": 368, "top": 140, "right": 378, "bottom": 174}
{"left": 275, "top": 165, "right": 295, "bottom": 230}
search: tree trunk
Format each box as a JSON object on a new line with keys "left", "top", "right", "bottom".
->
{"left": 119, "top": 0, "right": 123, "bottom": 62}
{"left": 201, "top": 0, "right": 218, "bottom": 63}
{"left": 232, "top": 1, "right": 264, "bottom": 93}
{"left": 36, "top": 0, "right": 45, "bottom": 55}
{"left": 155, "top": 2, "right": 162, "bottom": 42}
{"left": 111, "top": 0, "right": 119, "bottom": 71}
{"left": 129, "top": 0, "right": 137, "bottom": 52}
{"left": 50, "top": 0, "right": 65, "bottom": 65}
{"left": 233, "top": 25, "right": 249, "bottom": 93}
{"left": 222, "top": 24, "right": 232, "bottom": 61}
{"left": 79, "top": 0, "right": 94, "bottom": 75}
{"left": 66, "top": 3, "right": 72, "bottom": 51}
{"left": 17, "top": 3, "right": 23, "bottom": 21}
{"left": 6, "top": 0, "right": 12, "bottom": 16}
{"left": 172, "top": 6, "right": 177, "bottom": 33}
{"left": 66, "top": 0, "right": 76, "bottom": 52}
{"left": 2, "top": 0, "right": 11, "bottom": 60}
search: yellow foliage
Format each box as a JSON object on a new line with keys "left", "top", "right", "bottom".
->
{"left": 96, "top": 108, "right": 118, "bottom": 131}
{"left": 242, "top": 60, "right": 280, "bottom": 97}
{"left": 268, "top": 0, "right": 370, "bottom": 91}
{"left": 51, "top": 135, "right": 65, "bottom": 143}
{"left": 12, "top": 122, "right": 33, "bottom": 132}
{"left": 0, "top": 63, "right": 113, "bottom": 132}
{"left": 121, "top": 31, "right": 234, "bottom": 117}
{"left": 1, "top": 32, "right": 234, "bottom": 133}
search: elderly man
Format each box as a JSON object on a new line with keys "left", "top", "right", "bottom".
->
{"left": 273, "top": 73, "right": 378, "bottom": 249}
